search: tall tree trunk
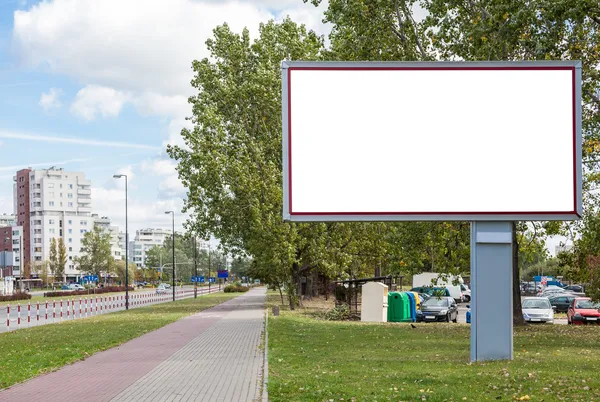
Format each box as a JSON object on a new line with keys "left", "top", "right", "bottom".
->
{"left": 278, "top": 284, "right": 284, "bottom": 305}
{"left": 512, "top": 221, "right": 525, "bottom": 325}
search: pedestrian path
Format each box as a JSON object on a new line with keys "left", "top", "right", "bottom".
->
{"left": 0, "top": 288, "right": 267, "bottom": 402}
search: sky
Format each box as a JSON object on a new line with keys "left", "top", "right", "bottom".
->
{"left": 0, "top": 0, "right": 330, "bottom": 238}
{"left": 0, "top": 0, "right": 569, "bottom": 255}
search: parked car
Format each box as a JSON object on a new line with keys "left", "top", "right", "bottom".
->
{"left": 563, "top": 284, "right": 584, "bottom": 293}
{"left": 416, "top": 296, "right": 458, "bottom": 323}
{"left": 68, "top": 284, "right": 85, "bottom": 291}
{"left": 522, "top": 297, "right": 554, "bottom": 324}
{"left": 567, "top": 298, "right": 600, "bottom": 325}
{"left": 411, "top": 287, "right": 451, "bottom": 297}
{"left": 460, "top": 284, "right": 471, "bottom": 302}
{"left": 61, "top": 285, "right": 71, "bottom": 290}
{"left": 156, "top": 284, "right": 167, "bottom": 294}
{"left": 548, "top": 294, "right": 577, "bottom": 313}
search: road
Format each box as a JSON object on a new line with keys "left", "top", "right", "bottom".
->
{"left": 0, "top": 286, "right": 221, "bottom": 333}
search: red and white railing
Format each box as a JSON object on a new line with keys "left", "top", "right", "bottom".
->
{"left": 4, "top": 287, "right": 220, "bottom": 332}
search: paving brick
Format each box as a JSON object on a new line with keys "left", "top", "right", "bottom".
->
{"left": 0, "top": 288, "right": 266, "bottom": 402}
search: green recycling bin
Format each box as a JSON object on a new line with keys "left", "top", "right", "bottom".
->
{"left": 388, "top": 292, "right": 412, "bottom": 322}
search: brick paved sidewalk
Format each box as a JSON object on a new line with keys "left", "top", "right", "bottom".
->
{"left": 0, "top": 288, "right": 267, "bottom": 402}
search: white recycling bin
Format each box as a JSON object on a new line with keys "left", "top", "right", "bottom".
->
{"left": 361, "top": 282, "right": 388, "bottom": 322}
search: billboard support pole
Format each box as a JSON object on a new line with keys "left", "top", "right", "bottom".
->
{"left": 470, "top": 221, "right": 513, "bottom": 361}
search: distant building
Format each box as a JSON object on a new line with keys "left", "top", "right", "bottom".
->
{"left": 0, "top": 214, "right": 16, "bottom": 227}
{"left": 0, "top": 225, "right": 22, "bottom": 277}
{"left": 129, "top": 228, "right": 172, "bottom": 268}
{"left": 92, "top": 214, "right": 124, "bottom": 261}
{"left": 14, "top": 167, "right": 94, "bottom": 280}
{"left": 555, "top": 244, "right": 573, "bottom": 255}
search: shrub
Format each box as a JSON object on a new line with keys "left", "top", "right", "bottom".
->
{"left": 0, "top": 292, "right": 32, "bottom": 302}
{"left": 321, "top": 304, "right": 355, "bottom": 321}
{"left": 223, "top": 285, "right": 250, "bottom": 293}
{"left": 43, "top": 285, "right": 134, "bottom": 298}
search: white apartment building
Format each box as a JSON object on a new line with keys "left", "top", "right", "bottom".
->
{"left": 129, "top": 228, "right": 172, "bottom": 268}
{"left": 19, "top": 167, "right": 94, "bottom": 279}
{"left": 92, "top": 214, "right": 124, "bottom": 261}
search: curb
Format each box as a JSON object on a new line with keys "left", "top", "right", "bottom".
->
{"left": 262, "top": 308, "right": 269, "bottom": 401}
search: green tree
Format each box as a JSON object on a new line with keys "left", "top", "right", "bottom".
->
{"left": 308, "top": 0, "right": 600, "bottom": 322}
{"left": 49, "top": 237, "right": 58, "bottom": 279}
{"left": 75, "top": 226, "right": 113, "bottom": 280}
{"left": 57, "top": 237, "right": 67, "bottom": 281}
{"left": 113, "top": 260, "right": 136, "bottom": 285}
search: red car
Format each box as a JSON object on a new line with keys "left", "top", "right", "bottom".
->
{"left": 567, "top": 297, "right": 600, "bottom": 325}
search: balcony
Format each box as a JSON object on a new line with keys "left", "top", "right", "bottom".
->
{"left": 78, "top": 179, "right": 91, "bottom": 187}
{"left": 78, "top": 198, "right": 91, "bottom": 204}
{"left": 77, "top": 188, "right": 91, "bottom": 195}
{"left": 78, "top": 206, "right": 92, "bottom": 213}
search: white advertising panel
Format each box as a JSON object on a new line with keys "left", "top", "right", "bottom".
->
{"left": 282, "top": 61, "right": 581, "bottom": 221}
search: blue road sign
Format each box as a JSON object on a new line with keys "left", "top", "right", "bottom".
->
{"left": 199, "top": 276, "right": 205, "bottom": 283}
{"left": 209, "top": 277, "right": 216, "bottom": 283}
{"left": 217, "top": 270, "right": 228, "bottom": 279}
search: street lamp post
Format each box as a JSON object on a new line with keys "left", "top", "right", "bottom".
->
{"left": 165, "top": 211, "right": 175, "bottom": 301}
{"left": 113, "top": 174, "right": 129, "bottom": 310}
{"left": 194, "top": 236, "right": 197, "bottom": 298}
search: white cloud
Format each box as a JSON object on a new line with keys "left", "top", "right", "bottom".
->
{"left": 0, "top": 130, "right": 159, "bottom": 150}
{"left": 39, "top": 87, "right": 63, "bottom": 112}
{"left": 71, "top": 85, "right": 131, "bottom": 121}
{"left": 142, "top": 158, "right": 186, "bottom": 199}
{"left": 92, "top": 186, "right": 187, "bottom": 232}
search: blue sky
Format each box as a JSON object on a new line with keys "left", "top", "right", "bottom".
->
{"left": 0, "top": 0, "right": 329, "bottom": 235}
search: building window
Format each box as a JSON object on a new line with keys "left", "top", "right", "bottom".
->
{"left": 69, "top": 184, "right": 73, "bottom": 189}
{"left": 34, "top": 247, "right": 41, "bottom": 252}
{"left": 49, "top": 219, "right": 55, "bottom": 225}
{"left": 48, "top": 183, "right": 54, "bottom": 189}
{"left": 60, "top": 184, "right": 63, "bottom": 189}
{"left": 12, "top": 239, "right": 19, "bottom": 244}
{"left": 49, "top": 201, "right": 54, "bottom": 207}
{"left": 49, "top": 192, "right": 55, "bottom": 197}
{"left": 12, "top": 230, "right": 18, "bottom": 236}
{"left": 69, "top": 247, "right": 72, "bottom": 252}
{"left": 68, "top": 229, "right": 72, "bottom": 234}
{"left": 68, "top": 220, "right": 72, "bottom": 225}
{"left": 80, "top": 221, "right": 87, "bottom": 226}
{"left": 60, "top": 202, "right": 63, "bottom": 207}
{"left": 68, "top": 202, "right": 73, "bottom": 207}
{"left": 68, "top": 238, "right": 72, "bottom": 243}
{"left": 69, "top": 256, "right": 72, "bottom": 260}
{"left": 49, "top": 228, "right": 55, "bottom": 234}
{"left": 68, "top": 193, "right": 73, "bottom": 199}
{"left": 34, "top": 238, "right": 41, "bottom": 244}
{"left": 35, "top": 256, "right": 41, "bottom": 262}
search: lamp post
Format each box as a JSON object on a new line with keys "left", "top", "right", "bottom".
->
{"left": 165, "top": 211, "right": 175, "bottom": 301}
{"left": 193, "top": 236, "right": 198, "bottom": 298}
{"left": 113, "top": 174, "right": 129, "bottom": 310}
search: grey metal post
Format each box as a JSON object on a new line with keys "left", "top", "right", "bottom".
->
{"left": 113, "top": 174, "right": 129, "bottom": 310}
{"left": 470, "top": 221, "right": 513, "bottom": 361}
{"left": 194, "top": 236, "right": 197, "bottom": 298}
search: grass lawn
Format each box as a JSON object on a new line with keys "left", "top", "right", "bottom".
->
{"left": 0, "top": 292, "right": 238, "bottom": 389}
{"left": 267, "top": 295, "right": 600, "bottom": 401}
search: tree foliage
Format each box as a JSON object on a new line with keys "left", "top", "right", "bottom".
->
{"left": 75, "top": 226, "right": 113, "bottom": 280}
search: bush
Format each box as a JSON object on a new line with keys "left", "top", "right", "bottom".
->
{"left": 321, "top": 304, "right": 355, "bottom": 321}
{"left": 43, "top": 285, "right": 134, "bottom": 298}
{"left": 0, "top": 292, "right": 32, "bottom": 302}
{"left": 223, "top": 285, "right": 250, "bottom": 293}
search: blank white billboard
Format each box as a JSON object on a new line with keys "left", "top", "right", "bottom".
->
{"left": 282, "top": 62, "right": 581, "bottom": 221}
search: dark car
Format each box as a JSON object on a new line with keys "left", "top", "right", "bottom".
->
{"left": 548, "top": 294, "right": 577, "bottom": 313}
{"left": 416, "top": 296, "right": 458, "bottom": 323}
{"left": 563, "top": 284, "right": 584, "bottom": 293}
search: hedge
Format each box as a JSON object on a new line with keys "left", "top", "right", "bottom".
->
{"left": 43, "top": 285, "right": 134, "bottom": 298}
{"left": 223, "top": 285, "right": 250, "bottom": 293}
{"left": 0, "top": 292, "right": 32, "bottom": 302}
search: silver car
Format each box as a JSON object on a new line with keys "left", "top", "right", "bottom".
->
{"left": 522, "top": 297, "right": 554, "bottom": 323}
